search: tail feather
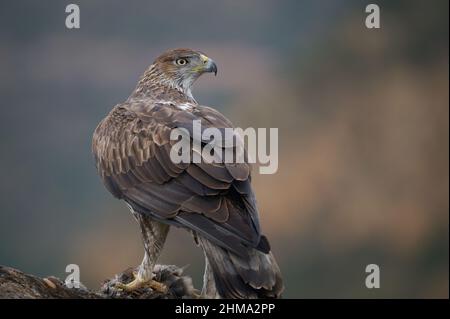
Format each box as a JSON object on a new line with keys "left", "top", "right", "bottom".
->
{"left": 199, "top": 236, "right": 283, "bottom": 299}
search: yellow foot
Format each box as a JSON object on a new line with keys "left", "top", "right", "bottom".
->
{"left": 192, "top": 290, "right": 203, "bottom": 299}
{"left": 115, "top": 272, "right": 168, "bottom": 294}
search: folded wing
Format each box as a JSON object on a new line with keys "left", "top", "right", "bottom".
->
{"left": 92, "top": 101, "right": 266, "bottom": 257}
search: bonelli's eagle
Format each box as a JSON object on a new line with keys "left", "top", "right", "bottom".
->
{"left": 92, "top": 49, "right": 283, "bottom": 298}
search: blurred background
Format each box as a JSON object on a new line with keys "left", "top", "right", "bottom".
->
{"left": 0, "top": 0, "right": 448, "bottom": 298}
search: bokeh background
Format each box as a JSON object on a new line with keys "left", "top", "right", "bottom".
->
{"left": 0, "top": 0, "right": 448, "bottom": 298}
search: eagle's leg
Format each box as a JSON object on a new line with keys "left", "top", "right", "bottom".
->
{"left": 116, "top": 212, "right": 170, "bottom": 293}
{"left": 201, "top": 253, "right": 219, "bottom": 298}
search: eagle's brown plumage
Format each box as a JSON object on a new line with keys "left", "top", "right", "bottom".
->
{"left": 92, "top": 48, "right": 283, "bottom": 298}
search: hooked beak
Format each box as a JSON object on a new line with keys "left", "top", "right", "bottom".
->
{"left": 206, "top": 59, "right": 218, "bottom": 76}
{"left": 200, "top": 54, "right": 218, "bottom": 76}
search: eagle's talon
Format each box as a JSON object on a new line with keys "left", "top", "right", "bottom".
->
{"left": 192, "top": 291, "right": 203, "bottom": 299}
{"left": 114, "top": 271, "right": 168, "bottom": 294}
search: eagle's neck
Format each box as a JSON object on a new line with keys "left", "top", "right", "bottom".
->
{"left": 129, "top": 64, "right": 196, "bottom": 103}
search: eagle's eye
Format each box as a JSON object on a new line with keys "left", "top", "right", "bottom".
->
{"left": 175, "top": 58, "right": 188, "bottom": 66}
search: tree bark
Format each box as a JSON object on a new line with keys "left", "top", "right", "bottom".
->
{"left": 0, "top": 265, "right": 197, "bottom": 299}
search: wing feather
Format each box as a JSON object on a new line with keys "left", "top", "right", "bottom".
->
{"left": 92, "top": 101, "right": 262, "bottom": 256}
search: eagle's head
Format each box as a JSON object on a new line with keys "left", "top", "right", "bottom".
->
{"left": 142, "top": 48, "right": 217, "bottom": 99}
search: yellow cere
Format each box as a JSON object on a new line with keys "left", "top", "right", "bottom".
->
{"left": 200, "top": 54, "right": 209, "bottom": 64}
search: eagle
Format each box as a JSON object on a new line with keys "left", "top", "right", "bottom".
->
{"left": 92, "top": 48, "right": 283, "bottom": 298}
